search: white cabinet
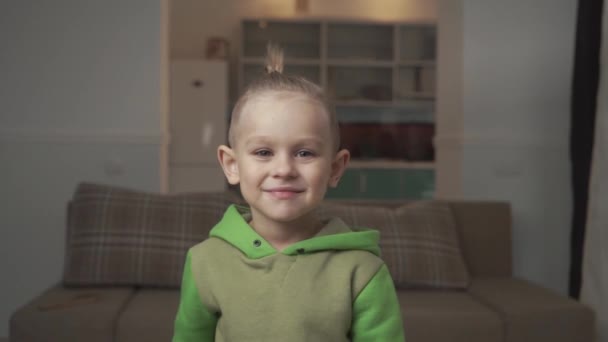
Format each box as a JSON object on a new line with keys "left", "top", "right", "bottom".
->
{"left": 169, "top": 60, "right": 227, "bottom": 193}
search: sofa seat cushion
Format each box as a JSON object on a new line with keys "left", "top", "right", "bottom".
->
{"left": 469, "top": 277, "right": 595, "bottom": 342}
{"left": 398, "top": 290, "right": 503, "bottom": 342}
{"left": 115, "top": 289, "right": 180, "bottom": 342}
{"left": 10, "top": 285, "right": 134, "bottom": 342}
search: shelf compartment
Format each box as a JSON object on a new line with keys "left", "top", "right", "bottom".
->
{"left": 399, "top": 25, "right": 436, "bottom": 61}
{"left": 328, "top": 66, "right": 393, "bottom": 101}
{"left": 339, "top": 122, "right": 435, "bottom": 161}
{"left": 335, "top": 102, "right": 434, "bottom": 123}
{"left": 327, "top": 23, "right": 394, "bottom": 60}
{"left": 336, "top": 103, "right": 435, "bottom": 161}
{"left": 243, "top": 20, "right": 321, "bottom": 59}
{"left": 397, "top": 65, "right": 436, "bottom": 99}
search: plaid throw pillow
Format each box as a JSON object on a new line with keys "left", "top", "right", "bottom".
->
{"left": 317, "top": 201, "right": 470, "bottom": 289}
{"left": 63, "top": 183, "right": 240, "bottom": 288}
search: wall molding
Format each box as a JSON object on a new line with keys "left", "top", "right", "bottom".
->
{"left": 0, "top": 128, "right": 170, "bottom": 145}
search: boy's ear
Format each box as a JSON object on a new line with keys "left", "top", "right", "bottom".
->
{"left": 328, "top": 149, "right": 350, "bottom": 188}
{"left": 217, "top": 145, "right": 240, "bottom": 185}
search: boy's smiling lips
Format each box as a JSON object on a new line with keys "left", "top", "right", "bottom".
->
{"left": 264, "top": 187, "right": 305, "bottom": 199}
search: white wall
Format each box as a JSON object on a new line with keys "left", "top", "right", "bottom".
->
{"left": 0, "top": 0, "right": 167, "bottom": 337}
{"left": 438, "top": 0, "right": 576, "bottom": 294}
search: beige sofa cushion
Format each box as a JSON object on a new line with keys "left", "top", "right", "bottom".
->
{"left": 317, "top": 201, "right": 470, "bottom": 289}
{"left": 10, "top": 285, "right": 134, "bottom": 342}
{"left": 398, "top": 290, "right": 503, "bottom": 342}
{"left": 63, "top": 182, "right": 238, "bottom": 287}
{"left": 116, "top": 289, "right": 180, "bottom": 342}
{"left": 469, "top": 277, "right": 595, "bottom": 342}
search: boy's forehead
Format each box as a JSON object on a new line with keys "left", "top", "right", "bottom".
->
{"left": 239, "top": 91, "right": 329, "bottom": 125}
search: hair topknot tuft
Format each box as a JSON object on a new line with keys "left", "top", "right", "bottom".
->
{"left": 265, "top": 43, "right": 284, "bottom": 74}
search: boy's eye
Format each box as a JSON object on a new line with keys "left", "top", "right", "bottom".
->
{"left": 254, "top": 149, "right": 272, "bottom": 157}
{"left": 296, "top": 150, "right": 315, "bottom": 158}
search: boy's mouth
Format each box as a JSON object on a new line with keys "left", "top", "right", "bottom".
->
{"left": 264, "top": 187, "right": 304, "bottom": 199}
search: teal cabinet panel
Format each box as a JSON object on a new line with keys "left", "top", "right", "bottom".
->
{"left": 325, "top": 168, "right": 434, "bottom": 200}
{"left": 401, "top": 169, "right": 434, "bottom": 199}
{"left": 325, "top": 169, "right": 361, "bottom": 198}
{"left": 359, "top": 169, "right": 404, "bottom": 199}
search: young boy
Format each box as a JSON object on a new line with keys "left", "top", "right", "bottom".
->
{"left": 172, "top": 45, "right": 405, "bottom": 342}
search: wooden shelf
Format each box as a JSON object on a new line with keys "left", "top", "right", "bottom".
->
{"left": 333, "top": 100, "right": 394, "bottom": 107}
{"left": 396, "top": 92, "right": 435, "bottom": 100}
{"left": 399, "top": 60, "right": 436, "bottom": 67}
{"left": 334, "top": 99, "right": 435, "bottom": 108}
{"left": 327, "top": 59, "right": 394, "bottom": 67}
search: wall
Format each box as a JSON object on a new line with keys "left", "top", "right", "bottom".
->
{"left": 0, "top": 0, "right": 168, "bottom": 337}
{"left": 437, "top": 0, "right": 576, "bottom": 294}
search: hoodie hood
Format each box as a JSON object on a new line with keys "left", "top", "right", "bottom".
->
{"left": 209, "top": 204, "right": 380, "bottom": 259}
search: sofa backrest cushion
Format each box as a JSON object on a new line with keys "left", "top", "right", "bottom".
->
{"left": 63, "top": 183, "right": 240, "bottom": 288}
{"left": 317, "top": 201, "right": 470, "bottom": 289}
{"left": 444, "top": 200, "right": 512, "bottom": 277}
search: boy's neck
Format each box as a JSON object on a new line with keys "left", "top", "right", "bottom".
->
{"left": 249, "top": 211, "right": 323, "bottom": 252}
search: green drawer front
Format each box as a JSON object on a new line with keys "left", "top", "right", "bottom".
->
{"left": 326, "top": 168, "right": 434, "bottom": 200}
{"left": 325, "top": 168, "right": 361, "bottom": 198}
{"left": 400, "top": 169, "right": 435, "bottom": 199}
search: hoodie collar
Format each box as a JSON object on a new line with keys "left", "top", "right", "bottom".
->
{"left": 209, "top": 205, "right": 380, "bottom": 259}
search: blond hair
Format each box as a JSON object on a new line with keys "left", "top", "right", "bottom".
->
{"left": 228, "top": 44, "right": 340, "bottom": 151}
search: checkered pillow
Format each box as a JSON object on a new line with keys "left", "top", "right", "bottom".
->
{"left": 317, "top": 201, "right": 470, "bottom": 289}
{"left": 63, "top": 183, "right": 240, "bottom": 288}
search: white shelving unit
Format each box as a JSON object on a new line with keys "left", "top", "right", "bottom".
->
{"left": 239, "top": 18, "right": 437, "bottom": 199}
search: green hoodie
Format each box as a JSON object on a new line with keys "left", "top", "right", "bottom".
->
{"left": 172, "top": 204, "right": 405, "bottom": 342}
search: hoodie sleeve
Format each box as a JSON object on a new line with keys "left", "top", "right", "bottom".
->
{"left": 172, "top": 250, "right": 217, "bottom": 342}
{"left": 351, "top": 264, "right": 405, "bottom": 342}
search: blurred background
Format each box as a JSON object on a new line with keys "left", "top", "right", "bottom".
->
{"left": 0, "top": 0, "right": 585, "bottom": 338}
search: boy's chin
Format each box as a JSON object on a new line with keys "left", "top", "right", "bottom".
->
{"left": 257, "top": 206, "right": 316, "bottom": 224}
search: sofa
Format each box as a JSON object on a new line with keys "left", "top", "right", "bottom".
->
{"left": 10, "top": 182, "right": 594, "bottom": 342}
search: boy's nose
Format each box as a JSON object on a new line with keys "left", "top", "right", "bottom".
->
{"left": 272, "top": 155, "right": 297, "bottom": 178}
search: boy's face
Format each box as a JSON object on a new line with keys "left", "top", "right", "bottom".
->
{"left": 218, "top": 91, "right": 349, "bottom": 225}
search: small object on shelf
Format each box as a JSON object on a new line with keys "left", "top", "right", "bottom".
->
{"left": 403, "top": 123, "right": 435, "bottom": 161}
{"left": 295, "top": 0, "right": 309, "bottom": 13}
{"left": 206, "top": 37, "right": 229, "bottom": 60}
